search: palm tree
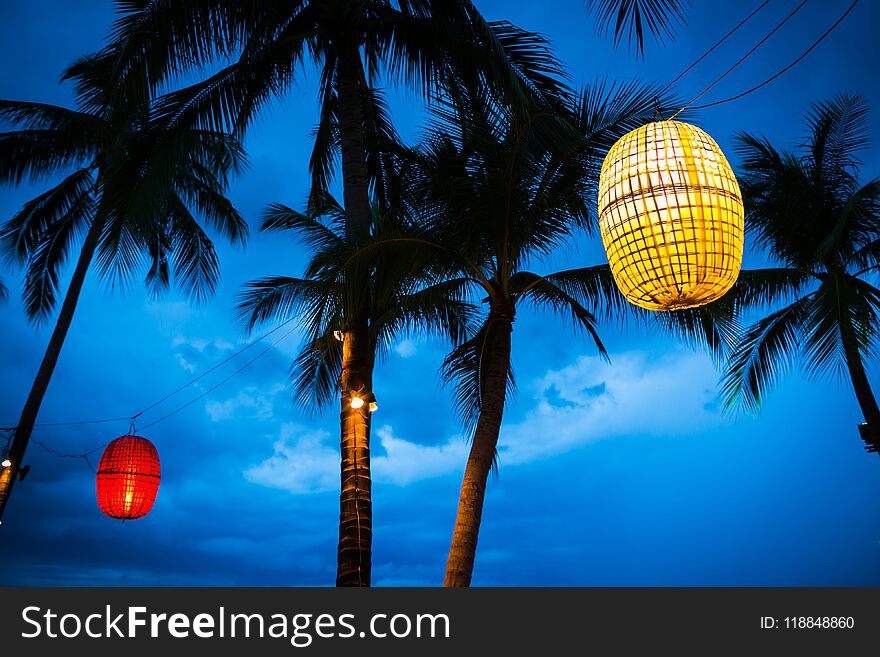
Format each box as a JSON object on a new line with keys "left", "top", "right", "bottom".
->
{"left": 721, "top": 93, "right": 880, "bottom": 458}
{"left": 0, "top": 51, "right": 247, "bottom": 521}
{"left": 109, "top": 0, "right": 565, "bottom": 585}
{"left": 237, "top": 192, "right": 473, "bottom": 586}
{"left": 381, "top": 80, "right": 682, "bottom": 586}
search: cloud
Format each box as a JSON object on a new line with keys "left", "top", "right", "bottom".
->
{"left": 243, "top": 424, "right": 339, "bottom": 494}
{"left": 372, "top": 426, "right": 468, "bottom": 485}
{"left": 205, "top": 383, "right": 285, "bottom": 421}
{"left": 498, "top": 350, "right": 725, "bottom": 465}
{"left": 394, "top": 340, "right": 417, "bottom": 358}
{"left": 244, "top": 424, "right": 469, "bottom": 494}
{"left": 175, "top": 354, "right": 198, "bottom": 373}
{"left": 243, "top": 349, "right": 725, "bottom": 494}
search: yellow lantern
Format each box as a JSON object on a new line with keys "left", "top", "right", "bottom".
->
{"left": 597, "top": 120, "right": 744, "bottom": 311}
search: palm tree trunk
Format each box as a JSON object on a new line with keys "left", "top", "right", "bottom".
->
{"left": 335, "top": 40, "right": 375, "bottom": 585}
{"left": 445, "top": 306, "right": 515, "bottom": 587}
{"left": 336, "top": 323, "right": 373, "bottom": 586}
{"left": 841, "top": 327, "right": 880, "bottom": 456}
{"left": 336, "top": 41, "right": 372, "bottom": 240}
{"left": 0, "top": 218, "right": 103, "bottom": 522}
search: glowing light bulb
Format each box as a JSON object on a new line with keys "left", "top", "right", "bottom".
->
{"left": 350, "top": 396, "right": 365, "bottom": 410}
{"left": 368, "top": 402, "right": 378, "bottom": 413}
{"left": 1, "top": 459, "right": 11, "bottom": 468}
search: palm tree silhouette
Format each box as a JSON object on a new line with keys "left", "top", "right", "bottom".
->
{"left": 236, "top": 192, "right": 473, "bottom": 586}
{"left": 722, "top": 93, "right": 880, "bottom": 457}
{"left": 109, "top": 0, "right": 565, "bottom": 585}
{"left": 0, "top": 51, "right": 247, "bottom": 520}
{"left": 387, "top": 81, "right": 689, "bottom": 585}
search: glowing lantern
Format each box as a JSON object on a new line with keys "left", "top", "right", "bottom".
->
{"left": 96, "top": 435, "right": 160, "bottom": 520}
{"left": 597, "top": 120, "right": 744, "bottom": 311}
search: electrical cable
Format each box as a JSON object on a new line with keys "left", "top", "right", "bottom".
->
{"left": 657, "top": 0, "right": 773, "bottom": 98}
{"left": 687, "top": 0, "right": 860, "bottom": 111}
{"left": 7, "top": 319, "right": 299, "bottom": 470}
{"left": 138, "top": 321, "right": 300, "bottom": 431}
{"left": 131, "top": 315, "right": 298, "bottom": 421}
{"left": 1, "top": 315, "right": 299, "bottom": 431}
{"left": 669, "top": 0, "right": 811, "bottom": 120}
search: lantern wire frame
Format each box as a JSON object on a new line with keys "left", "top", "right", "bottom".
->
{"left": 96, "top": 435, "right": 161, "bottom": 520}
{"left": 598, "top": 120, "right": 744, "bottom": 311}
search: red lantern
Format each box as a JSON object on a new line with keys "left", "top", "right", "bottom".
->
{"left": 96, "top": 435, "right": 160, "bottom": 520}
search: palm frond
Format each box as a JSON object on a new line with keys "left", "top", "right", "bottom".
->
{"left": 375, "top": 277, "right": 477, "bottom": 351}
{"left": 290, "top": 329, "right": 343, "bottom": 413}
{"left": 0, "top": 168, "right": 95, "bottom": 266}
{"left": 585, "top": 0, "right": 691, "bottom": 57}
{"left": 22, "top": 193, "right": 95, "bottom": 321}
{"left": 511, "top": 269, "right": 609, "bottom": 358}
{"left": 0, "top": 129, "right": 96, "bottom": 184}
{"left": 721, "top": 294, "right": 813, "bottom": 413}
{"left": 260, "top": 197, "right": 345, "bottom": 254}
{"left": 441, "top": 317, "right": 516, "bottom": 432}
{"left": 0, "top": 99, "right": 102, "bottom": 133}
{"left": 805, "top": 92, "right": 869, "bottom": 181}
{"left": 164, "top": 197, "right": 222, "bottom": 303}
{"left": 236, "top": 275, "right": 340, "bottom": 333}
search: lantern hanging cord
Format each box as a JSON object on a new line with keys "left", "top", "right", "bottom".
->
{"left": 686, "top": 0, "right": 860, "bottom": 111}
{"left": 668, "top": 0, "right": 810, "bottom": 120}
{"left": 657, "top": 0, "right": 773, "bottom": 99}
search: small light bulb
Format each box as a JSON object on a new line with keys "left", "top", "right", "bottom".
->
{"left": 333, "top": 330, "right": 344, "bottom": 342}
{"left": 368, "top": 402, "right": 378, "bottom": 413}
{"left": 1, "top": 459, "right": 11, "bottom": 468}
{"left": 350, "top": 396, "right": 365, "bottom": 410}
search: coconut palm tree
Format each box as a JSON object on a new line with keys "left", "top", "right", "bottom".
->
{"left": 0, "top": 51, "right": 247, "bottom": 521}
{"left": 109, "top": 0, "right": 566, "bottom": 585}
{"left": 721, "top": 93, "right": 880, "bottom": 458}
{"left": 236, "top": 191, "right": 473, "bottom": 586}
{"left": 376, "top": 79, "right": 690, "bottom": 586}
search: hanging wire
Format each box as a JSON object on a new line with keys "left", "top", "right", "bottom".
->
{"left": 657, "top": 0, "right": 773, "bottom": 98}
{"left": 131, "top": 315, "right": 298, "bottom": 421}
{"left": 30, "top": 437, "right": 104, "bottom": 473}
{"left": 6, "top": 319, "right": 299, "bottom": 470}
{"left": 0, "top": 417, "right": 131, "bottom": 430}
{"left": 1, "top": 315, "right": 299, "bottom": 432}
{"left": 668, "top": 0, "right": 811, "bottom": 120}
{"left": 138, "top": 321, "right": 300, "bottom": 431}
{"left": 688, "top": 0, "right": 860, "bottom": 111}
{"left": 31, "top": 437, "right": 107, "bottom": 459}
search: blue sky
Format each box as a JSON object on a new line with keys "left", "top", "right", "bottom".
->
{"left": 1, "top": 0, "right": 879, "bottom": 586}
